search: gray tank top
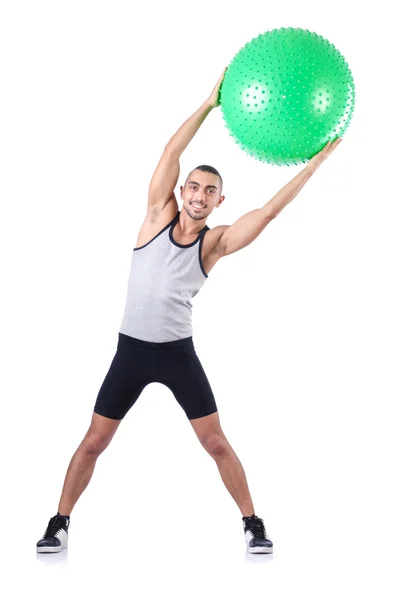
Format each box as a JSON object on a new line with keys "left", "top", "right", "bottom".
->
{"left": 119, "top": 211, "right": 210, "bottom": 342}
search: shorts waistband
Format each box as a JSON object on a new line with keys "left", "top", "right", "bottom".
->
{"left": 118, "top": 332, "right": 193, "bottom": 349}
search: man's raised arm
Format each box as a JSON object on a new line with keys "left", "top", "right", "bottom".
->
{"left": 215, "top": 138, "right": 343, "bottom": 257}
{"left": 147, "top": 68, "right": 227, "bottom": 213}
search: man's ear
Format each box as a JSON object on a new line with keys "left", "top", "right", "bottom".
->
{"left": 180, "top": 185, "right": 184, "bottom": 197}
{"left": 217, "top": 195, "right": 225, "bottom": 207}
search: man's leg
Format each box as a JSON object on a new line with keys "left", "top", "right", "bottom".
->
{"left": 189, "top": 411, "right": 255, "bottom": 517}
{"left": 58, "top": 412, "right": 122, "bottom": 516}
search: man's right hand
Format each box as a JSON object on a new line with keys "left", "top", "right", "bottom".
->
{"left": 207, "top": 67, "right": 228, "bottom": 108}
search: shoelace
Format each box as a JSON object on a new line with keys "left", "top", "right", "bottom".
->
{"left": 246, "top": 516, "right": 267, "bottom": 539}
{"left": 43, "top": 516, "right": 66, "bottom": 539}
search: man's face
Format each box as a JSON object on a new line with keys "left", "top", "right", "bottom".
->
{"left": 180, "top": 169, "right": 225, "bottom": 220}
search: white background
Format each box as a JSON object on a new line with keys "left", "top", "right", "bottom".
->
{"left": 1, "top": 0, "right": 396, "bottom": 598}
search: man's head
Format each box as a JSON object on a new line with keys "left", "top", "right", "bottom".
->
{"left": 180, "top": 165, "right": 225, "bottom": 221}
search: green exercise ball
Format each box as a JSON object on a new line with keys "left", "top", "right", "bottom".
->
{"left": 220, "top": 27, "right": 355, "bottom": 166}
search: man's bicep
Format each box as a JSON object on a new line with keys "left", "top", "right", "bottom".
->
{"left": 148, "top": 146, "right": 180, "bottom": 211}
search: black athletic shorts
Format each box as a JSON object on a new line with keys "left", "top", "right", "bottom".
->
{"left": 94, "top": 332, "right": 218, "bottom": 421}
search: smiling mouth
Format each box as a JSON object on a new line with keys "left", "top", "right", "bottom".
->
{"left": 191, "top": 203, "right": 205, "bottom": 209}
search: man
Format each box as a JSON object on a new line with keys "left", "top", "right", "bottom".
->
{"left": 36, "top": 68, "right": 342, "bottom": 555}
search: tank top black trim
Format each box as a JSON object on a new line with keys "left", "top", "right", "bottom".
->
{"left": 198, "top": 230, "right": 209, "bottom": 278}
{"left": 133, "top": 212, "right": 179, "bottom": 251}
{"left": 169, "top": 211, "right": 209, "bottom": 249}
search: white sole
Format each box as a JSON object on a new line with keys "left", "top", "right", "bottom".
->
{"left": 37, "top": 543, "right": 67, "bottom": 553}
{"left": 247, "top": 546, "right": 273, "bottom": 554}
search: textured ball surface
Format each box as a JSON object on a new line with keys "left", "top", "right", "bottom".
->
{"left": 220, "top": 27, "right": 355, "bottom": 165}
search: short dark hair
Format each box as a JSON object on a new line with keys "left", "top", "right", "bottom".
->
{"left": 187, "top": 164, "right": 223, "bottom": 193}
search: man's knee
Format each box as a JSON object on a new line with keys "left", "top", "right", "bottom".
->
{"left": 80, "top": 412, "right": 121, "bottom": 455}
{"left": 202, "top": 434, "right": 230, "bottom": 457}
{"left": 81, "top": 431, "right": 114, "bottom": 455}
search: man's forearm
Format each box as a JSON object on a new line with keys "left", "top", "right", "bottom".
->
{"left": 165, "top": 100, "right": 214, "bottom": 156}
{"left": 264, "top": 165, "right": 316, "bottom": 218}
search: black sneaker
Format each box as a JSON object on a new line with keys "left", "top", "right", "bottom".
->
{"left": 242, "top": 514, "right": 273, "bottom": 554}
{"left": 36, "top": 513, "right": 70, "bottom": 553}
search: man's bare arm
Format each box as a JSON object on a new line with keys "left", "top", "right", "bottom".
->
{"left": 216, "top": 138, "right": 343, "bottom": 257}
{"left": 147, "top": 69, "right": 227, "bottom": 212}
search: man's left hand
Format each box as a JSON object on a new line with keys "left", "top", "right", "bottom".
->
{"left": 306, "top": 138, "right": 343, "bottom": 174}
